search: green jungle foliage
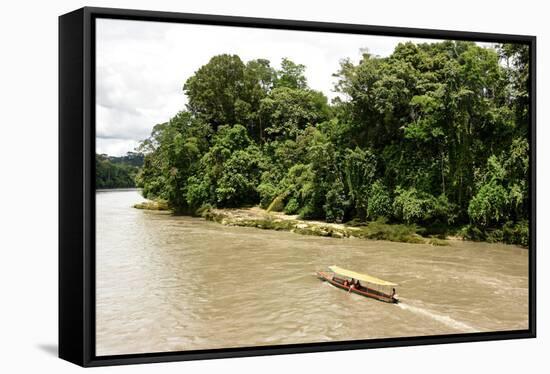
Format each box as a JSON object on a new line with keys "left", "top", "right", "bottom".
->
{"left": 96, "top": 152, "right": 143, "bottom": 188}
{"left": 136, "top": 42, "right": 530, "bottom": 245}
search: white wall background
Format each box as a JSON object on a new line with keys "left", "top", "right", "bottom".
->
{"left": 0, "top": 0, "right": 546, "bottom": 372}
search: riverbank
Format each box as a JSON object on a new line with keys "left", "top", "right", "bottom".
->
{"left": 131, "top": 199, "right": 529, "bottom": 247}
{"left": 97, "top": 187, "right": 140, "bottom": 192}
{"left": 134, "top": 199, "right": 169, "bottom": 210}
{"left": 200, "top": 206, "right": 449, "bottom": 246}
{"left": 132, "top": 200, "right": 450, "bottom": 245}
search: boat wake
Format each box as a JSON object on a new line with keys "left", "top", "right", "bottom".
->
{"left": 397, "top": 302, "right": 478, "bottom": 333}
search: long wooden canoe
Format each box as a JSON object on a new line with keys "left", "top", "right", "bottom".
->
{"left": 317, "top": 266, "right": 399, "bottom": 304}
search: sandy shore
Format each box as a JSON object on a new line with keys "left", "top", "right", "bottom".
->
{"left": 202, "top": 206, "right": 449, "bottom": 245}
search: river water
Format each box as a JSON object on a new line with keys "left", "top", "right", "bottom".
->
{"left": 96, "top": 190, "right": 529, "bottom": 356}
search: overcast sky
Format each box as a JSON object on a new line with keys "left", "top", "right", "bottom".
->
{"left": 96, "top": 19, "right": 481, "bottom": 156}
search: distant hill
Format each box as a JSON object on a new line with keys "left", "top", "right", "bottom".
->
{"left": 96, "top": 152, "right": 144, "bottom": 189}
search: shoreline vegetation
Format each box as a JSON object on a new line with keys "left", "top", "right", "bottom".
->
{"left": 203, "top": 207, "right": 452, "bottom": 246}
{"left": 133, "top": 200, "right": 448, "bottom": 245}
{"left": 132, "top": 198, "right": 525, "bottom": 247}
{"left": 120, "top": 41, "right": 529, "bottom": 247}
{"left": 134, "top": 200, "right": 170, "bottom": 210}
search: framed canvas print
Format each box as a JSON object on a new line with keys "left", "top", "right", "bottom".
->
{"left": 59, "top": 7, "right": 536, "bottom": 367}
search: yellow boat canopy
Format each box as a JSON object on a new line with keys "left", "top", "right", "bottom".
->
{"left": 329, "top": 265, "right": 398, "bottom": 287}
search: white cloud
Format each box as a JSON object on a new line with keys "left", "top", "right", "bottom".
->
{"left": 96, "top": 138, "right": 141, "bottom": 157}
{"left": 95, "top": 18, "right": 469, "bottom": 156}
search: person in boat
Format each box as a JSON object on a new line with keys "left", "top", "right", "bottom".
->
{"left": 355, "top": 280, "right": 361, "bottom": 289}
{"left": 348, "top": 278, "right": 356, "bottom": 293}
{"left": 391, "top": 288, "right": 396, "bottom": 297}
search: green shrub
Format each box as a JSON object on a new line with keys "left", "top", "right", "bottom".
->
{"left": 468, "top": 181, "right": 509, "bottom": 226}
{"left": 214, "top": 147, "right": 262, "bottom": 206}
{"left": 257, "top": 182, "right": 278, "bottom": 209}
{"left": 393, "top": 187, "right": 455, "bottom": 225}
{"left": 458, "top": 224, "right": 485, "bottom": 241}
{"left": 367, "top": 180, "right": 392, "bottom": 220}
{"left": 298, "top": 204, "right": 319, "bottom": 220}
{"left": 186, "top": 175, "right": 211, "bottom": 209}
{"left": 503, "top": 220, "right": 529, "bottom": 247}
{"left": 393, "top": 187, "right": 427, "bottom": 223}
{"left": 323, "top": 180, "right": 349, "bottom": 223}
{"left": 486, "top": 229, "right": 504, "bottom": 243}
{"left": 459, "top": 221, "right": 528, "bottom": 246}
{"left": 354, "top": 218, "right": 423, "bottom": 244}
{"left": 284, "top": 197, "right": 300, "bottom": 214}
{"left": 344, "top": 147, "right": 376, "bottom": 219}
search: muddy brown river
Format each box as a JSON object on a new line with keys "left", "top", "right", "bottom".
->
{"left": 96, "top": 190, "right": 529, "bottom": 356}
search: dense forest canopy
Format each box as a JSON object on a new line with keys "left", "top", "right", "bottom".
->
{"left": 96, "top": 152, "right": 144, "bottom": 189}
{"left": 135, "top": 41, "right": 530, "bottom": 245}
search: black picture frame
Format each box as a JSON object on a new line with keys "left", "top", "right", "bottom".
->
{"left": 59, "top": 6, "right": 536, "bottom": 367}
